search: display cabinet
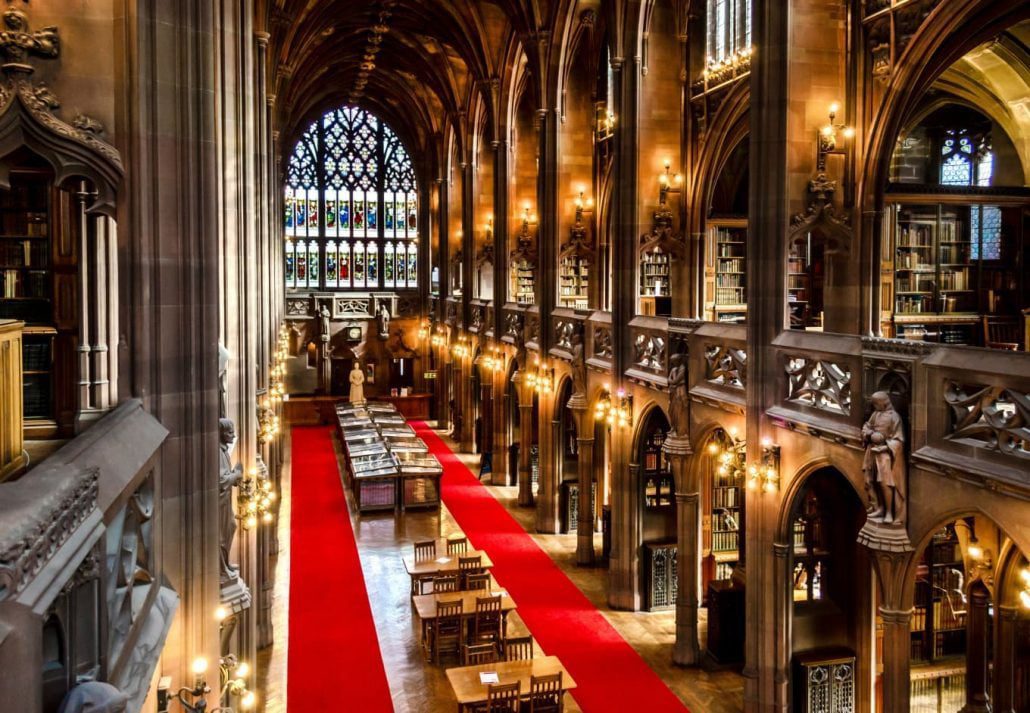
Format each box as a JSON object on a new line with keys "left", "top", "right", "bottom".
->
{"left": 644, "top": 542, "right": 678, "bottom": 611}
{"left": 793, "top": 648, "right": 856, "bottom": 713}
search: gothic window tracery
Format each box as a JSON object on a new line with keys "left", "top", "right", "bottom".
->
{"left": 284, "top": 106, "right": 418, "bottom": 291}
{"left": 706, "top": 0, "right": 751, "bottom": 67}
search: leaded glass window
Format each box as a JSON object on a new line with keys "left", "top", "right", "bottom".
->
{"left": 970, "top": 205, "right": 1002, "bottom": 261}
{"left": 939, "top": 129, "right": 992, "bottom": 187}
{"left": 707, "top": 0, "right": 751, "bottom": 67}
{"left": 283, "top": 105, "right": 419, "bottom": 290}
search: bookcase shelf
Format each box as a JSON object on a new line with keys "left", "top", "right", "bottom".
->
{"left": 708, "top": 219, "right": 748, "bottom": 323}
{"left": 558, "top": 254, "right": 589, "bottom": 310}
{"left": 911, "top": 525, "right": 967, "bottom": 664}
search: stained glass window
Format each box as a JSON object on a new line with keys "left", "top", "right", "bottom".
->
{"left": 970, "top": 205, "right": 1002, "bottom": 261}
{"left": 283, "top": 105, "right": 419, "bottom": 290}
{"left": 939, "top": 129, "right": 992, "bottom": 187}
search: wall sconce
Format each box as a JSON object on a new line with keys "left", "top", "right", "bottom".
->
{"left": 746, "top": 438, "right": 780, "bottom": 493}
{"left": 525, "top": 355, "right": 553, "bottom": 396}
{"left": 1019, "top": 567, "right": 1030, "bottom": 609}
{"left": 417, "top": 319, "right": 430, "bottom": 342}
{"left": 237, "top": 463, "right": 276, "bottom": 530}
{"left": 257, "top": 400, "right": 280, "bottom": 444}
{"left": 161, "top": 652, "right": 256, "bottom": 712}
{"left": 596, "top": 106, "right": 616, "bottom": 140}
{"left": 431, "top": 324, "right": 446, "bottom": 349}
{"left": 485, "top": 215, "right": 494, "bottom": 239}
{"left": 573, "top": 188, "right": 594, "bottom": 224}
{"left": 522, "top": 203, "right": 539, "bottom": 230}
{"left": 268, "top": 323, "right": 289, "bottom": 405}
{"left": 452, "top": 335, "right": 470, "bottom": 360}
{"left": 707, "top": 426, "right": 747, "bottom": 482}
{"left": 594, "top": 383, "right": 632, "bottom": 429}
{"left": 481, "top": 345, "right": 504, "bottom": 374}
{"left": 817, "top": 102, "right": 855, "bottom": 172}
{"left": 658, "top": 158, "right": 682, "bottom": 206}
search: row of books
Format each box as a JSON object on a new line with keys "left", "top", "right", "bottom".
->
{"left": 896, "top": 295, "right": 932, "bottom": 313}
{"left": 0, "top": 239, "right": 48, "bottom": 267}
{"left": 896, "top": 251, "right": 932, "bottom": 270}
{"left": 939, "top": 245, "right": 971, "bottom": 264}
{"left": 938, "top": 268, "right": 970, "bottom": 291}
{"left": 0, "top": 218, "right": 48, "bottom": 237}
{"left": 897, "top": 225, "right": 934, "bottom": 247}
{"left": 714, "top": 562, "right": 735, "bottom": 581}
{"left": 716, "top": 287, "right": 745, "bottom": 304}
{"left": 712, "top": 530, "right": 739, "bottom": 553}
{"left": 896, "top": 275, "right": 935, "bottom": 293}
{"left": 2, "top": 269, "right": 48, "bottom": 298}
{"left": 712, "top": 485, "right": 740, "bottom": 509}
{"left": 716, "top": 274, "right": 745, "bottom": 288}
{"left": 717, "top": 257, "right": 744, "bottom": 272}
{"left": 787, "top": 275, "right": 807, "bottom": 290}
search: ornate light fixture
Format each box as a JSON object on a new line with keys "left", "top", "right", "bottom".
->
{"left": 1019, "top": 567, "right": 1030, "bottom": 609}
{"left": 237, "top": 462, "right": 276, "bottom": 530}
{"left": 817, "top": 102, "right": 855, "bottom": 172}
{"left": 481, "top": 344, "right": 504, "bottom": 374}
{"left": 417, "top": 319, "right": 430, "bottom": 342}
{"left": 658, "top": 158, "right": 683, "bottom": 206}
{"left": 573, "top": 188, "right": 594, "bottom": 223}
{"left": 257, "top": 400, "right": 280, "bottom": 444}
{"left": 430, "top": 324, "right": 446, "bottom": 349}
{"left": 452, "top": 335, "right": 470, "bottom": 360}
{"left": 594, "top": 383, "right": 632, "bottom": 429}
{"left": 162, "top": 653, "right": 255, "bottom": 712}
{"left": 746, "top": 438, "right": 780, "bottom": 493}
{"left": 522, "top": 202, "right": 538, "bottom": 229}
{"left": 269, "top": 323, "right": 288, "bottom": 405}
{"left": 707, "top": 427, "right": 746, "bottom": 481}
{"left": 525, "top": 355, "right": 553, "bottom": 396}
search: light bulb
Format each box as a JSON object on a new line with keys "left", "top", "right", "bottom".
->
{"left": 214, "top": 606, "right": 228, "bottom": 622}
{"left": 192, "top": 657, "right": 209, "bottom": 676}
{"left": 241, "top": 691, "right": 256, "bottom": 709}
{"left": 263, "top": 512, "right": 274, "bottom": 524}
{"left": 828, "top": 102, "right": 840, "bottom": 115}
{"left": 245, "top": 515, "right": 258, "bottom": 529}
{"left": 1020, "top": 590, "right": 1030, "bottom": 609}
{"left": 235, "top": 661, "right": 250, "bottom": 678}
{"left": 843, "top": 126, "right": 855, "bottom": 139}
{"left": 707, "top": 443, "right": 719, "bottom": 455}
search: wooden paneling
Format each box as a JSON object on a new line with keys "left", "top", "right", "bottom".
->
{"left": 0, "top": 319, "right": 26, "bottom": 480}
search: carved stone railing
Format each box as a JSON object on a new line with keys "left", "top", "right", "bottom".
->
{"left": 587, "top": 311, "right": 613, "bottom": 371}
{"left": 549, "top": 308, "right": 585, "bottom": 361}
{"left": 625, "top": 316, "right": 670, "bottom": 388}
{"left": 501, "top": 304, "right": 525, "bottom": 345}
{"left": 769, "top": 331, "right": 864, "bottom": 446}
{"left": 918, "top": 345, "right": 1030, "bottom": 493}
{"left": 0, "top": 399, "right": 171, "bottom": 710}
{"left": 469, "top": 300, "right": 486, "bottom": 334}
{"left": 686, "top": 322, "right": 746, "bottom": 413}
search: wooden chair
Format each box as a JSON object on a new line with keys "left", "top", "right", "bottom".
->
{"left": 471, "top": 594, "right": 503, "bottom": 645}
{"left": 462, "top": 642, "right": 499, "bottom": 666}
{"left": 527, "top": 672, "right": 563, "bottom": 712}
{"left": 503, "top": 635, "right": 533, "bottom": 661}
{"left": 432, "top": 574, "right": 459, "bottom": 593}
{"left": 485, "top": 681, "right": 521, "bottom": 713}
{"left": 459, "top": 554, "right": 484, "bottom": 588}
{"left": 982, "top": 315, "right": 1021, "bottom": 350}
{"left": 432, "top": 599, "right": 464, "bottom": 664}
{"left": 414, "top": 539, "right": 437, "bottom": 561}
{"left": 447, "top": 536, "right": 469, "bottom": 554}
{"left": 466, "top": 572, "right": 491, "bottom": 591}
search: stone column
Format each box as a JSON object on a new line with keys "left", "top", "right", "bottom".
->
{"left": 961, "top": 584, "right": 992, "bottom": 713}
{"left": 570, "top": 397, "right": 595, "bottom": 566}
{"left": 993, "top": 604, "right": 1018, "bottom": 713}
{"left": 878, "top": 607, "right": 912, "bottom": 713}
{"left": 665, "top": 434, "right": 699, "bottom": 665}
{"left": 515, "top": 373, "right": 535, "bottom": 507}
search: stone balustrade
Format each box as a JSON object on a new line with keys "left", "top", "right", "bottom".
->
{"left": 0, "top": 399, "right": 171, "bottom": 712}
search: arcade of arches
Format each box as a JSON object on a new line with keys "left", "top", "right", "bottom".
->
{"left": 0, "top": 2, "right": 1027, "bottom": 713}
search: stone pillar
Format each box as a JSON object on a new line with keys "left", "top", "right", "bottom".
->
{"left": 516, "top": 373, "right": 535, "bottom": 507}
{"left": 878, "top": 608, "right": 912, "bottom": 713}
{"left": 961, "top": 584, "right": 992, "bottom": 713}
{"left": 993, "top": 604, "right": 1018, "bottom": 713}
{"left": 665, "top": 434, "right": 699, "bottom": 665}
{"left": 570, "top": 397, "right": 595, "bottom": 566}
{"left": 771, "top": 542, "right": 792, "bottom": 713}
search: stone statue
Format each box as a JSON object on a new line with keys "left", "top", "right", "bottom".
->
{"left": 219, "top": 418, "right": 244, "bottom": 584}
{"left": 218, "top": 342, "right": 230, "bottom": 419}
{"left": 57, "top": 681, "right": 129, "bottom": 713}
{"left": 668, "top": 351, "right": 688, "bottom": 438}
{"left": 349, "top": 361, "right": 366, "bottom": 405}
{"left": 862, "top": 391, "right": 907, "bottom": 527}
{"left": 377, "top": 303, "right": 391, "bottom": 339}
{"left": 570, "top": 330, "right": 587, "bottom": 398}
{"left": 319, "top": 304, "right": 331, "bottom": 341}
{"left": 318, "top": 306, "right": 332, "bottom": 394}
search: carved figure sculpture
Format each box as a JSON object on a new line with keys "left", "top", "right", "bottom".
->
{"left": 349, "top": 361, "right": 366, "bottom": 405}
{"left": 219, "top": 418, "right": 243, "bottom": 584}
{"left": 378, "top": 303, "right": 390, "bottom": 338}
{"left": 218, "top": 342, "right": 230, "bottom": 419}
{"left": 318, "top": 306, "right": 332, "bottom": 393}
{"left": 570, "top": 330, "right": 587, "bottom": 397}
{"left": 862, "top": 391, "right": 907, "bottom": 527}
{"left": 668, "top": 351, "right": 688, "bottom": 437}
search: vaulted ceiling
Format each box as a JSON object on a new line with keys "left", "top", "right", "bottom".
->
{"left": 266, "top": 0, "right": 552, "bottom": 172}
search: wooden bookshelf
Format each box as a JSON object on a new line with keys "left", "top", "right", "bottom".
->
{"left": 512, "top": 258, "right": 535, "bottom": 305}
{"left": 558, "top": 254, "right": 589, "bottom": 309}
{"left": 708, "top": 219, "right": 748, "bottom": 323}
{"left": 911, "top": 525, "right": 966, "bottom": 664}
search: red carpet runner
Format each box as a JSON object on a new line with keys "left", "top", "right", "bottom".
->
{"left": 288, "top": 426, "right": 393, "bottom": 712}
{"left": 413, "top": 422, "right": 689, "bottom": 713}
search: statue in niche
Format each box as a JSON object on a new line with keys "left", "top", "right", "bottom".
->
{"left": 377, "top": 303, "right": 391, "bottom": 339}
{"left": 570, "top": 330, "right": 587, "bottom": 398}
{"left": 862, "top": 391, "right": 907, "bottom": 527}
{"left": 318, "top": 306, "right": 333, "bottom": 394}
{"left": 668, "top": 351, "right": 688, "bottom": 438}
{"left": 218, "top": 342, "right": 230, "bottom": 419}
{"left": 512, "top": 329, "right": 527, "bottom": 373}
{"left": 219, "top": 418, "right": 244, "bottom": 584}
{"left": 349, "top": 361, "right": 366, "bottom": 405}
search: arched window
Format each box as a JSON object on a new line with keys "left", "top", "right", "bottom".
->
{"left": 706, "top": 0, "right": 752, "bottom": 67}
{"left": 939, "top": 129, "right": 993, "bottom": 187}
{"left": 284, "top": 106, "right": 419, "bottom": 291}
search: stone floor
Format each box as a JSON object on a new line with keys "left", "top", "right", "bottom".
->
{"left": 261, "top": 426, "right": 745, "bottom": 712}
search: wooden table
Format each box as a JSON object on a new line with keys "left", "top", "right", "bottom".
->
{"left": 403, "top": 550, "right": 494, "bottom": 579}
{"left": 413, "top": 589, "right": 517, "bottom": 622}
{"left": 445, "top": 655, "right": 576, "bottom": 712}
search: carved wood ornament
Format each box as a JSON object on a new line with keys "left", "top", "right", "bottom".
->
{"left": 0, "top": 4, "right": 123, "bottom": 216}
